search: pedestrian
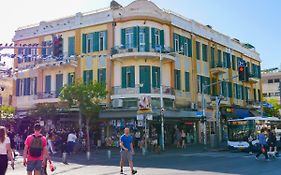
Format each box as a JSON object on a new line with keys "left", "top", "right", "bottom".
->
{"left": 67, "top": 130, "right": 77, "bottom": 154}
{"left": 255, "top": 128, "right": 269, "bottom": 161}
{"left": 120, "top": 128, "right": 137, "bottom": 175}
{"left": 7, "top": 127, "right": 16, "bottom": 158}
{"left": 175, "top": 128, "right": 181, "bottom": 148}
{"left": 0, "top": 126, "right": 14, "bottom": 175}
{"left": 248, "top": 132, "right": 254, "bottom": 154}
{"left": 23, "top": 123, "right": 50, "bottom": 175}
{"left": 181, "top": 130, "right": 186, "bottom": 149}
{"left": 268, "top": 129, "right": 277, "bottom": 155}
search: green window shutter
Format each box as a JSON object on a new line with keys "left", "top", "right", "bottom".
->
{"left": 202, "top": 44, "right": 208, "bottom": 62}
{"left": 93, "top": 32, "right": 99, "bottom": 52}
{"left": 232, "top": 55, "right": 236, "bottom": 70}
{"left": 68, "top": 36, "right": 75, "bottom": 56}
{"left": 151, "top": 28, "right": 156, "bottom": 49}
{"left": 187, "top": 38, "right": 192, "bottom": 57}
{"left": 82, "top": 34, "right": 87, "bottom": 54}
{"left": 68, "top": 73, "right": 71, "bottom": 85}
{"left": 104, "top": 31, "right": 108, "bottom": 50}
{"left": 174, "top": 70, "right": 181, "bottom": 90}
{"left": 121, "top": 29, "right": 126, "bottom": 48}
{"left": 185, "top": 72, "right": 190, "bottom": 92}
{"left": 144, "top": 27, "right": 150, "bottom": 52}
{"left": 257, "top": 65, "right": 261, "bottom": 78}
{"left": 133, "top": 27, "right": 139, "bottom": 48}
{"left": 217, "top": 50, "right": 222, "bottom": 67}
{"left": 241, "top": 85, "right": 244, "bottom": 100}
{"left": 160, "top": 30, "right": 165, "bottom": 49}
{"left": 173, "top": 33, "right": 177, "bottom": 52}
{"left": 45, "top": 75, "right": 51, "bottom": 93}
{"left": 89, "top": 70, "right": 93, "bottom": 83}
{"left": 227, "top": 53, "right": 231, "bottom": 68}
{"left": 83, "top": 71, "right": 87, "bottom": 84}
{"left": 196, "top": 41, "right": 201, "bottom": 60}
{"left": 98, "top": 69, "right": 106, "bottom": 84}
{"left": 152, "top": 66, "right": 160, "bottom": 88}
{"left": 129, "top": 66, "right": 135, "bottom": 88}
{"left": 211, "top": 47, "right": 215, "bottom": 67}
{"left": 121, "top": 67, "right": 127, "bottom": 88}
{"left": 228, "top": 82, "right": 233, "bottom": 97}
{"left": 179, "top": 35, "right": 184, "bottom": 54}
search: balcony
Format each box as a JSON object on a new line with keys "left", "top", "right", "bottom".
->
{"left": 111, "top": 44, "right": 175, "bottom": 61}
{"left": 35, "top": 56, "right": 77, "bottom": 69}
{"left": 248, "top": 74, "right": 259, "bottom": 84}
{"left": 111, "top": 85, "right": 175, "bottom": 99}
{"left": 33, "top": 91, "right": 60, "bottom": 103}
{"left": 210, "top": 62, "right": 228, "bottom": 75}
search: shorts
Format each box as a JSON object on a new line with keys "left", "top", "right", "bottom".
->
{"left": 27, "top": 160, "right": 42, "bottom": 172}
{"left": 120, "top": 150, "right": 133, "bottom": 161}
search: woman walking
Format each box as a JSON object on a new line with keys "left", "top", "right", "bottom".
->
{"left": 0, "top": 126, "right": 14, "bottom": 175}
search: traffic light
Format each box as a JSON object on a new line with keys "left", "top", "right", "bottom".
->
{"left": 238, "top": 63, "right": 249, "bottom": 82}
{"left": 53, "top": 35, "right": 63, "bottom": 60}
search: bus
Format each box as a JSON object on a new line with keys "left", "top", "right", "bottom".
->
{"left": 227, "top": 117, "right": 281, "bottom": 150}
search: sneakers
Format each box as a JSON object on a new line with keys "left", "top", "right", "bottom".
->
{"left": 132, "top": 170, "right": 137, "bottom": 174}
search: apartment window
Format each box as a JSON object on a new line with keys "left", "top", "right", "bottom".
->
{"left": 68, "top": 36, "right": 75, "bottom": 56}
{"left": 98, "top": 68, "right": 106, "bottom": 84}
{"left": 174, "top": 34, "right": 180, "bottom": 52}
{"left": 275, "top": 92, "right": 280, "bottom": 96}
{"left": 174, "top": 69, "right": 181, "bottom": 90}
{"left": 122, "top": 66, "right": 135, "bottom": 88}
{"left": 185, "top": 72, "right": 190, "bottom": 92}
{"left": 125, "top": 28, "right": 134, "bottom": 48}
{"left": 86, "top": 34, "right": 93, "bottom": 53}
{"left": 139, "top": 29, "right": 145, "bottom": 52}
{"left": 232, "top": 55, "right": 236, "bottom": 70}
{"left": 263, "top": 93, "right": 267, "bottom": 97}
{"left": 99, "top": 32, "right": 107, "bottom": 51}
{"left": 152, "top": 66, "right": 160, "bottom": 88}
{"left": 83, "top": 70, "right": 93, "bottom": 84}
{"left": 202, "top": 44, "right": 208, "bottom": 62}
{"left": 68, "top": 72, "right": 75, "bottom": 85}
{"left": 268, "top": 79, "right": 273, "bottom": 83}
{"left": 274, "top": 79, "right": 280, "bottom": 83}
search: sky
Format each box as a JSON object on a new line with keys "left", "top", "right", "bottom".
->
{"left": 0, "top": 0, "right": 280, "bottom": 69}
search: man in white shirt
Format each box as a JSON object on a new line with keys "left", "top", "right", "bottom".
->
{"left": 67, "top": 131, "right": 77, "bottom": 154}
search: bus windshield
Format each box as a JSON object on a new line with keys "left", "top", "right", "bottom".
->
{"left": 228, "top": 120, "right": 255, "bottom": 141}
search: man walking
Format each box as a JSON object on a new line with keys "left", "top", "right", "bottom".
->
{"left": 255, "top": 128, "right": 269, "bottom": 161}
{"left": 23, "top": 123, "right": 49, "bottom": 175}
{"left": 120, "top": 128, "right": 137, "bottom": 175}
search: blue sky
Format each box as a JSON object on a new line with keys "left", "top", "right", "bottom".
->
{"left": 0, "top": 0, "right": 280, "bottom": 69}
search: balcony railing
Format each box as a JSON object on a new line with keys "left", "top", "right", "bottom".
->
{"left": 35, "top": 91, "right": 57, "bottom": 100}
{"left": 111, "top": 44, "right": 174, "bottom": 56}
{"left": 112, "top": 86, "right": 175, "bottom": 96}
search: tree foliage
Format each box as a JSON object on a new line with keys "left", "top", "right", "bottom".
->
{"left": 263, "top": 98, "right": 281, "bottom": 117}
{"left": 0, "top": 105, "right": 16, "bottom": 119}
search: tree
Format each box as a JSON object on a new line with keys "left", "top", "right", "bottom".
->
{"left": 59, "top": 81, "right": 107, "bottom": 157}
{"left": 263, "top": 99, "right": 281, "bottom": 117}
{"left": 30, "top": 102, "right": 68, "bottom": 120}
{"left": 0, "top": 105, "right": 16, "bottom": 119}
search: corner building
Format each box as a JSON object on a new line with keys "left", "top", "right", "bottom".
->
{"left": 13, "top": 0, "right": 262, "bottom": 145}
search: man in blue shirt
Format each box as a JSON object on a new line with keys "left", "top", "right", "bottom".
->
{"left": 120, "top": 128, "right": 137, "bottom": 174}
{"left": 256, "top": 128, "right": 269, "bottom": 160}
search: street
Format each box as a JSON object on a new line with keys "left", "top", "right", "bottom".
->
{"left": 6, "top": 149, "right": 281, "bottom": 175}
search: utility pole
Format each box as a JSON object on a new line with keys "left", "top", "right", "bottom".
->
{"left": 159, "top": 47, "right": 165, "bottom": 151}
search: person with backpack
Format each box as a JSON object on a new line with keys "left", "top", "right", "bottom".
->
{"left": 255, "top": 128, "right": 269, "bottom": 161}
{"left": 23, "top": 123, "right": 49, "bottom": 175}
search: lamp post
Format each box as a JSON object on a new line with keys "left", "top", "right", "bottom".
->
{"left": 159, "top": 46, "right": 165, "bottom": 151}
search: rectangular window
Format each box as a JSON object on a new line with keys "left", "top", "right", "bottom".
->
{"left": 232, "top": 55, "right": 236, "bottom": 70}
{"left": 45, "top": 75, "right": 51, "bottom": 94}
{"left": 202, "top": 44, "right": 208, "bottom": 62}
{"left": 56, "top": 74, "right": 63, "bottom": 97}
{"left": 223, "top": 52, "right": 231, "bottom": 68}
{"left": 139, "top": 28, "right": 146, "bottom": 52}
{"left": 174, "top": 69, "right": 181, "bottom": 90}
{"left": 98, "top": 31, "right": 107, "bottom": 51}
{"left": 23, "top": 78, "right": 31, "bottom": 96}
{"left": 196, "top": 41, "right": 201, "bottom": 60}
{"left": 187, "top": 38, "right": 192, "bottom": 57}
{"left": 152, "top": 66, "right": 160, "bottom": 88}
{"left": 68, "top": 72, "right": 75, "bottom": 85}
{"left": 83, "top": 70, "right": 93, "bottom": 84}
{"left": 86, "top": 34, "right": 93, "bottom": 53}
{"left": 211, "top": 47, "right": 215, "bottom": 68}
{"left": 121, "top": 66, "right": 135, "bottom": 88}
{"left": 268, "top": 79, "right": 273, "bottom": 83}
{"left": 174, "top": 33, "right": 179, "bottom": 52}
{"left": 274, "top": 79, "right": 280, "bottom": 83}
{"left": 185, "top": 72, "right": 190, "bottom": 92}
{"left": 98, "top": 68, "right": 106, "bottom": 84}
{"left": 217, "top": 50, "right": 222, "bottom": 67}
{"left": 68, "top": 36, "right": 75, "bottom": 56}
{"left": 125, "top": 28, "right": 134, "bottom": 49}
{"left": 16, "top": 79, "right": 20, "bottom": 96}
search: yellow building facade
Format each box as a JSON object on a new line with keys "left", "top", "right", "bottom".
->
{"left": 13, "top": 0, "right": 262, "bottom": 144}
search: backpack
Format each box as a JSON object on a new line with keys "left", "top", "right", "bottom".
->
{"left": 29, "top": 135, "right": 43, "bottom": 157}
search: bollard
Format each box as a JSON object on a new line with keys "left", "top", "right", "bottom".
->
{"left": 62, "top": 152, "right": 67, "bottom": 164}
{"left": 86, "top": 151, "right": 91, "bottom": 160}
{"left": 107, "top": 150, "right": 111, "bottom": 159}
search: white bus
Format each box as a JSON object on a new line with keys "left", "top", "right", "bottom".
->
{"left": 227, "top": 117, "right": 281, "bottom": 150}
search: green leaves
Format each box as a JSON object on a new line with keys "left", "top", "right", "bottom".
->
{"left": 263, "top": 99, "right": 281, "bottom": 117}
{"left": 0, "top": 105, "right": 15, "bottom": 119}
{"left": 59, "top": 81, "right": 107, "bottom": 120}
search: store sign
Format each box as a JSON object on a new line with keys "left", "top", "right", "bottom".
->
{"left": 184, "top": 122, "right": 193, "bottom": 125}
{"left": 137, "top": 114, "right": 144, "bottom": 121}
{"left": 146, "top": 114, "right": 153, "bottom": 121}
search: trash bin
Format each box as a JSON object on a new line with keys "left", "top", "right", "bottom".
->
{"left": 210, "top": 134, "right": 216, "bottom": 148}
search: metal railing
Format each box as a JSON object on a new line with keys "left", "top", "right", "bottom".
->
{"left": 111, "top": 44, "right": 173, "bottom": 55}
{"left": 112, "top": 86, "right": 175, "bottom": 96}
{"left": 35, "top": 91, "right": 57, "bottom": 100}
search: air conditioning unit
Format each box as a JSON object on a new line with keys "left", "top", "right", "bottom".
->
{"left": 191, "top": 103, "right": 197, "bottom": 111}
{"left": 112, "top": 99, "right": 123, "bottom": 108}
